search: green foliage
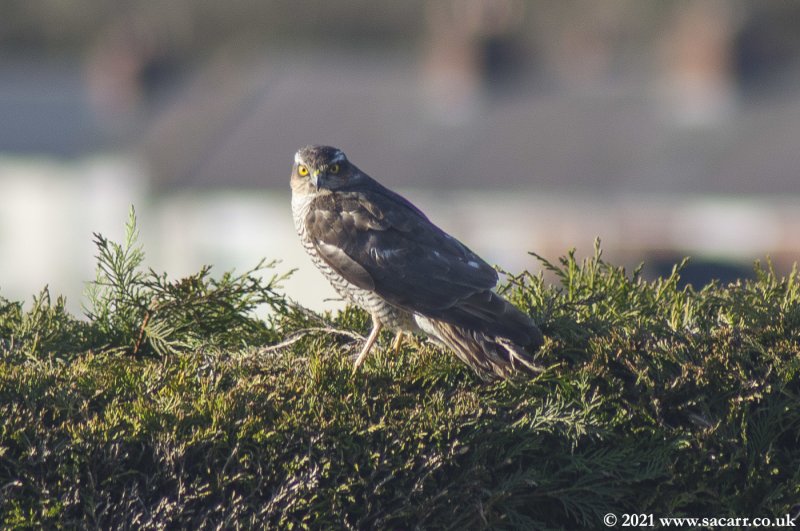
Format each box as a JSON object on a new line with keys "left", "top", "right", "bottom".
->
{"left": 1, "top": 219, "right": 799, "bottom": 529}
{"left": 80, "top": 206, "right": 291, "bottom": 358}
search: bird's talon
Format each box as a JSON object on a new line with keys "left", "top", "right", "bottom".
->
{"left": 391, "top": 331, "right": 404, "bottom": 355}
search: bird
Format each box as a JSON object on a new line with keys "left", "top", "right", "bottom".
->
{"left": 290, "top": 145, "right": 543, "bottom": 380}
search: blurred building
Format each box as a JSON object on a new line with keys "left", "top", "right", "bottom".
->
{"left": 1, "top": 1, "right": 800, "bottom": 313}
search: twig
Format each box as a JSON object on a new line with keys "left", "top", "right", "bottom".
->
{"left": 259, "top": 334, "right": 305, "bottom": 353}
{"left": 259, "top": 327, "right": 366, "bottom": 354}
{"left": 132, "top": 309, "right": 152, "bottom": 355}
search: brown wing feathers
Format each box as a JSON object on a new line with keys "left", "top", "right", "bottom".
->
{"left": 306, "top": 186, "right": 541, "bottom": 348}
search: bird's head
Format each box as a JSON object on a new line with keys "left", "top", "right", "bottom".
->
{"left": 291, "top": 145, "right": 360, "bottom": 195}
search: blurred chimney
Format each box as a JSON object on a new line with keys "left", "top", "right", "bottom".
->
{"left": 421, "top": 0, "right": 525, "bottom": 125}
{"left": 660, "top": 1, "right": 739, "bottom": 127}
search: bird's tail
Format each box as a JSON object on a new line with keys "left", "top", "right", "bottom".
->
{"left": 421, "top": 319, "right": 543, "bottom": 380}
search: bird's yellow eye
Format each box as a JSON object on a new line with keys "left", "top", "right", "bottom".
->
{"left": 298, "top": 165, "right": 309, "bottom": 176}
{"left": 329, "top": 163, "right": 340, "bottom": 174}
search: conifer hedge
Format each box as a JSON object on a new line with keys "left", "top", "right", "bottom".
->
{"left": 1, "top": 209, "right": 798, "bottom": 529}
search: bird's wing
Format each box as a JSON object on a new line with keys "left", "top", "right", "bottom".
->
{"left": 306, "top": 187, "right": 540, "bottom": 344}
{"left": 305, "top": 188, "right": 499, "bottom": 313}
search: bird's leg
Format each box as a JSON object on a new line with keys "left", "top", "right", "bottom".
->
{"left": 391, "top": 331, "right": 404, "bottom": 355}
{"left": 352, "top": 321, "right": 383, "bottom": 373}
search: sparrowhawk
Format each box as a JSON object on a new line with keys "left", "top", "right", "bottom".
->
{"left": 290, "top": 145, "right": 543, "bottom": 380}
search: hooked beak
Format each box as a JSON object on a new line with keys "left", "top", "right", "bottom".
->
{"left": 311, "top": 170, "right": 322, "bottom": 190}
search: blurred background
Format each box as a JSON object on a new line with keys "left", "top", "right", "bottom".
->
{"left": 2, "top": 0, "right": 800, "bottom": 314}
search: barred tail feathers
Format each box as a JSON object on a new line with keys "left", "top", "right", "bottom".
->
{"left": 418, "top": 318, "right": 543, "bottom": 380}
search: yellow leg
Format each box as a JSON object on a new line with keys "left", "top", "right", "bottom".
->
{"left": 352, "top": 322, "right": 382, "bottom": 373}
{"left": 391, "top": 331, "right": 404, "bottom": 355}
